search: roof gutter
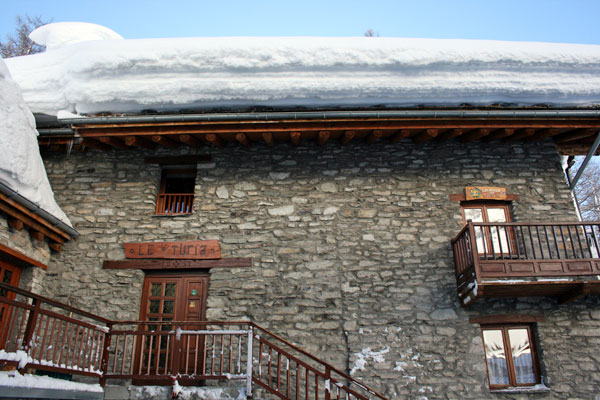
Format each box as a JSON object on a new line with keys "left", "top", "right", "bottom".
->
{"left": 0, "top": 181, "right": 79, "bottom": 238}
{"left": 56, "top": 109, "right": 600, "bottom": 126}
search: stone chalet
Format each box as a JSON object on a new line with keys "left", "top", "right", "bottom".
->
{"left": 1, "top": 24, "right": 600, "bottom": 399}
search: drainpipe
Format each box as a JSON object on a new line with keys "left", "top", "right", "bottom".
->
{"left": 565, "top": 156, "right": 584, "bottom": 221}
{"left": 569, "top": 131, "right": 600, "bottom": 191}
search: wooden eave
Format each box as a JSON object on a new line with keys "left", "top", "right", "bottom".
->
{"left": 0, "top": 193, "right": 73, "bottom": 251}
{"left": 38, "top": 114, "right": 600, "bottom": 155}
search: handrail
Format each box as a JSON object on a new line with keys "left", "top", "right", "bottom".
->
{"left": 0, "top": 284, "right": 389, "bottom": 399}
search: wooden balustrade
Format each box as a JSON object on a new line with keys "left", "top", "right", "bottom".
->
{"left": 451, "top": 221, "right": 600, "bottom": 305}
{"left": 155, "top": 193, "right": 194, "bottom": 215}
{"left": 0, "top": 282, "right": 388, "bottom": 399}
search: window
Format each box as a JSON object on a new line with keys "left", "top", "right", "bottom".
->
{"left": 462, "top": 202, "right": 513, "bottom": 255}
{"left": 155, "top": 167, "right": 196, "bottom": 215}
{"left": 481, "top": 324, "right": 541, "bottom": 390}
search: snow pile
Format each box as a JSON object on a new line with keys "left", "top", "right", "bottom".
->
{"left": 0, "top": 349, "right": 33, "bottom": 369}
{"left": 4, "top": 23, "right": 600, "bottom": 116}
{"left": 29, "top": 22, "right": 123, "bottom": 51}
{"left": 0, "top": 370, "right": 103, "bottom": 393}
{"left": 0, "top": 57, "right": 71, "bottom": 226}
{"left": 350, "top": 346, "right": 390, "bottom": 375}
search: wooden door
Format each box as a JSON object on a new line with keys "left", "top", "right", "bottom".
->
{"left": 463, "top": 203, "right": 514, "bottom": 255}
{"left": 0, "top": 261, "right": 21, "bottom": 349}
{"left": 135, "top": 274, "right": 208, "bottom": 384}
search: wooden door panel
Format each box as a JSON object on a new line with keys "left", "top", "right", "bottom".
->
{"left": 0, "top": 261, "right": 21, "bottom": 349}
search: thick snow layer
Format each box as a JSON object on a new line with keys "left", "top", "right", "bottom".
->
{"left": 5, "top": 23, "right": 600, "bottom": 116}
{"left": 0, "top": 57, "right": 71, "bottom": 225}
{"left": 30, "top": 22, "right": 123, "bottom": 52}
{"left": 0, "top": 370, "right": 103, "bottom": 392}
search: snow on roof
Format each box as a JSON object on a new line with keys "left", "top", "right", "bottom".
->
{"left": 4, "top": 23, "right": 600, "bottom": 116}
{"left": 0, "top": 57, "right": 72, "bottom": 226}
{"left": 29, "top": 22, "right": 123, "bottom": 52}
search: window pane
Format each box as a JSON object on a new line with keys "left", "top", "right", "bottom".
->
{"left": 464, "top": 208, "right": 484, "bottom": 222}
{"left": 3, "top": 270, "right": 13, "bottom": 284}
{"left": 149, "top": 300, "right": 160, "bottom": 314}
{"left": 508, "top": 329, "right": 536, "bottom": 385}
{"left": 163, "top": 300, "right": 174, "bottom": 314}
{"left": 165, "top": 283, "right": 177, "bottom": 297}
{"left": 487, "top": 208, "right": 508, "bottom": 222}
{"left": 483, "top": 330, "right": 510, "bottom": 386}
{"left": 150, "top": 283, "right": 162, "bottom": 297}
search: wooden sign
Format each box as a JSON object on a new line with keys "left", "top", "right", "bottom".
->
{"left": 124, "top": 240, "right": 221, "bottom": 260}
{"left": 465, "top": 186, "right": 507, "bottom": 201}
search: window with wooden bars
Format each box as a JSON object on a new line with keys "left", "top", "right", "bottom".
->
{"left": 155, "top": 167, "right": 196, "bottom": 215}
{"left": 480, "top": 324, "right": 541, "bottom": 390}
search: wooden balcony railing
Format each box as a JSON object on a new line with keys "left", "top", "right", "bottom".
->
{"left": 451, "top": 221, "right": 600, "bottom": 305}
{"left": 0, "top": 282, "right": 388, "bottom": 400}
{"left": 155, "top": 193, "right": 194, "bottom": 215}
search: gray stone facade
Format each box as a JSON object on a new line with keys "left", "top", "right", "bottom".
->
{"left": 39, "top": 138, "right": 599, "bottom": 399}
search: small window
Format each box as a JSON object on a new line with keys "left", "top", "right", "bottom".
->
{"left": 462, "top": 202, "right": 514, "bottom": 256}
{"left": 155, "top": 167, "right": 196, "bottom": 215}
{"left": 481, "top": 324, "right": 541, "bottom": 390}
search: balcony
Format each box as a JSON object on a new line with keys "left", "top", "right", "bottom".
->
{"left": 451, "top": 221, "right": 600, "bottom": 306}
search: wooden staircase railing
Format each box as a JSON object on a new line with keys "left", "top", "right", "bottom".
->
{"left": 0, "top": 282, "right": 388, "bottom": 400}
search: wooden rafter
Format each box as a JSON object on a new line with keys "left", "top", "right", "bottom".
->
{"left": 205, "top": 133, "right": 223, "bottom": 147}
{"left": 290, "top": 131, "right": 301, "bottom": 146}
{"left": 151, "top": 135, "right": 178, "bottom": 147}
{"left": 367, "top": 130, "right": 383, "bottom": 144}
{"left": 177, "top": 134, "right": 204, "bottom": 148}
{"left": 341, "top": 130, "right": 355, "bottom": 145}
{"left": 459, "top": 128, "right": 491, "bottom": 143}
{"left": 235, "top": 133, "right": 250, "bottom": 147}
{"left": 413, "top": 129, "right": 439, "bottom": 144}
{"left": 318, "top": 131, "right": 330, "bottom": 146}
{"left": 124, "top": 136, "right": 155, "bottom": 149}
{"left": 98, "top": 137, "right": 128, "bottom": 149}
{"left": 262, "top": 132, "right": 274, "bottom": 147}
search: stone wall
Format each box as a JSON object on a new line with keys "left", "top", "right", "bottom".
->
{"left": 41, "top": 139, "right": 600, "bottom": 399}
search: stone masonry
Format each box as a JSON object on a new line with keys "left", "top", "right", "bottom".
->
{"left": 39, "top": 138, "right": 600, "bottom": 399}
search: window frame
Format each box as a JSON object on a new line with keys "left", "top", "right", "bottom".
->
{"left": 480, "top": 323, "right": 541, "bottom": 390}
{"left": 155, "top": 167, "right": 197, "bottom": 216}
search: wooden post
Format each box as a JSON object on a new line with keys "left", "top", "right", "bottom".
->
{"left": 99, "top": 323, "right": 112, "bottom": 387}
{"left": 467, "top": 220, "right": 482, "bottom": 285}
{"left": 324, "top": 367, "right": 331, "bottom": 400}
{"left": 246, "top": 326, "right": 253, "bottom": 397}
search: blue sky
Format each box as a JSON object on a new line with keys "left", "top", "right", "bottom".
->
{"left": 1, "top": 0, "right": 600, "bottom": 44}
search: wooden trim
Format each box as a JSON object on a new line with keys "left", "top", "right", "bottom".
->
{"left": 0, "top": 243, "right": 47, "bottom": 270}
{"left": 102, "top": 258, "right": 252, "bottom": 270}
{"left": 469, "top": 314, "right": 545, "bottom": 324}
{"left": 144, "top": 155, "right": 212, "bottom": 165}
{"left": 449, "top": 193, "right": 520, "bottom": 202}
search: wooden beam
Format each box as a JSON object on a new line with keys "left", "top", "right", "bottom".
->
{"left": 524, "top": 128, "right": 564, "bottom": 142}
{"left": 449, "top": 193, "right": 520, "bottom": 202}
{"left": 413, "top": 129, "right": 439, "bottom": 144}
{"left": 262, "top": 132, "right": 274, "bottom": 147}
{"left": 177, "top": 134, "right": 204, "bottom": 148}
{"left": 436, "top": 128, "right": 465, "bottom": 142}
{"left": 504, "top": 128, "right": 536, "bottom": 141}
{"left": 124, "top": 136, "right": 155, "bottom": 149}
{"left": 469, "top": 314, "right": 544, "bottom": 324}
{"left": 144, "top": 155, "right": 212, "bottom": 164}
{"left": 235, "top": 133, "right": 250, "bottom": 147}
{"left": 459, "top": 128, "right": 491, "bottom": 143}
{"left": 205, "top": 133, "right": 223, "bottom": 147}
{"left": 8, "top": 218, "right": 23, "bottom": 231}
{"left": 367, "top": 130, "right": 383, "bottom": 145}
{"left": 102, "top": 258, "right": 253, "bottom": 270}
{"left": 81, "top": 138, "right": 111, "bottom": 151}
{"left": 318, "top": 131, "right": 330, "bottom": 146}
{"left": 482, "top": 128, "right": 514, "bottom": 142}
{"left": 151, "top": 135, "right": 178, "bottom": 147}
{"left": 290, "top": 131, "right": 301, "bottom": 146}
{"left": 0, "top": 243, "right": 47, "bottom": 270}
{"left": 341, "top": 130, "right": 355, "bottom": 145}
{"left": 390, "top": 129, "right": 414, "bottom": 143}
{"left": 555, "top": 128, "right": 598, "bottom": 144}
{"left": 48, "top": 243, "right": 63, "bottom": 252}
{"left": 557, "top": 143, "right": 600, "bottom": 156}
{"left": 29, "top": 230, "right": 44, "bottom": 242}
{"left": 97, "top": 137, "right": 128, "bottom": 149}
{"left": 558, "top": 283, "right": 590, "bottom": 304}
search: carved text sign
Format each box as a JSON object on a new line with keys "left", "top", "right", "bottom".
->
{"left": 124, "top": 240, "right": 221, "bottom": 260}
{"left": 465, "top": 186, "right": 507, "bottom": 201}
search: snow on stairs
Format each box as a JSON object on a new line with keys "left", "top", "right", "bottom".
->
{"left": 104, "top": 382, "right": 247, "bottom": 400}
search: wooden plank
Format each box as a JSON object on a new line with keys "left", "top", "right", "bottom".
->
{"left": 103, "top": 258, "right": 252, "bottom": 270}
{"left": 235, "top": 133, "right": 250, "bottom": 147}
{"left": 80, "top": 138, "right": 111, "bottom": 151}
{"left": 124, "top": 136, "right": 155, "bottom": 149}
{"left": 290, "top": 131, "right": 301, "bottom": 146}
{"left": 413, "top": 129, "right": 439, "bottom": 144}
{"left": 144, "top": 155, "right": 212, "bottom": 164}
{"left": 449, "top": 193, "right": 520, "bottom": 202}
{"left": 469, "top": 314, "right": 544, "bottom": 324}
{"left": 0, "top": 243, "right": 48, "bottom": 270}
{"left": 482, "top": 128, "right": 514, "bottom": 142}
{"left": 8, "top": 218, "right": 23, "bottom": 231}
{"left": 178, "top": 134, "right": 204, "bottom": 148}
{"left": 205, "top": 133, "right": 223, "bottom": 147}
{"left": 390, "top": 129, "right": 413, "bottom": 143}
{"left": 318, "top": 131, "right": 330, "bottom": 146}
{"left": 367, "top": 130, "right": 383, "bottom": 144}
{"left": 151, "top": 135, "right": 178, "bottom": 147}
{"left": 98, "top": 137, "right": 128, "bottom": 149}
{"left": 465, "top": 186, "right": 507, "bottom": 201}
{"left": 124, "top": 240, "right": 221, "bottom": 260}
{"left": 262, "top": 132, "right": 274, "bottom": 147}
{"left": 436, "top": 128, "right": 465, "bottom": 142}
{"left": 459, "top": 128, "right": 491, "bottom": 143}
{"left": 341, "top": 130, "right": 355, "bottom": 145}
{"left": 555, "top": 128, "right": 598, "bottom": 144}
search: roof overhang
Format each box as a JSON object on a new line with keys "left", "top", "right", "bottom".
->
{"left": 36, "top": 109, "right": 600, "bottom": 155}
